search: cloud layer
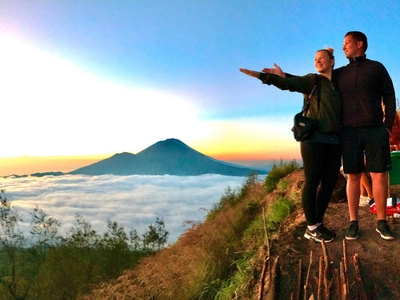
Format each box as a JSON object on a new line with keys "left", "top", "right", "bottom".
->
{"left": 1, "top": 174, "right": 253, "bottom": 243}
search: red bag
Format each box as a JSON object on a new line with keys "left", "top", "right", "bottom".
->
{"left": 369, "top": 197, "right": 400, "bottom": 216}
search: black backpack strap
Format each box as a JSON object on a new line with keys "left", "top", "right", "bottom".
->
{"left": 302, "top": 74, "right": 320, "bottom": 114}
{"left": 315, "top": 74, "right": 321, "bottom": 110}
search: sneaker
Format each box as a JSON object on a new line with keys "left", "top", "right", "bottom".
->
{"left": 304, "top": 225, "right": 334, "bottom": 243}
{"left": 376, "top": 220, "right": 395, "bottom": 240}
{"left": 345, "top": 221, "right": 359, "bottom": 240}
{"left": 319, "top": 224, "right": 337, "bottom": 238}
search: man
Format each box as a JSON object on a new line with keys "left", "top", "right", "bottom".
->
{"left": 336, "top": 31, "right": 396, "bottom": 240}
{"left": 263, "top": 31, "right": 396, "bottom": 240}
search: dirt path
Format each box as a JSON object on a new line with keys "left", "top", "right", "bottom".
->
{"left": 271, "top": 171, "right": 400, "bottom": 299}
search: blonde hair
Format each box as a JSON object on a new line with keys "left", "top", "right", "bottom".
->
{"left": 317, "top": 47, "right": 334, "bottom": 60}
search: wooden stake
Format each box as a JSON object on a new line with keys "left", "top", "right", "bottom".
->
{"left": 342, "top": 239, "right": 349, "bottom": 297}
{"left": 340, "top": 260, "right": 347, "bottom": 300}
{"left": 262, "top": 207, "right": 270, "bottom": 257}
{"left": 334, "top": 268, "right": 341, "bottom": 300}
{"left": 317, "top": 256, "right": 323, "bottom": 300}
{"left": 258, "top": 256, "right": 270, "bottom": 300}
{"left": 297, "top": 258, "right": 302, "bottom": 300}
{"left": 262, "top": 207, "right": 272, "bottom": 279}
{"left": 264, "top": 256, "right": 279, "bottom": 300}
{"left": 353, "top": 254, "right": 368, "bottom": 300}
{"left": 321, "top": 241, "right": 330, "bottom": 300}
{"left": 258, "top": 208, "right": 271, "bottom": 300}
{"left": 304, "top": 251, "right": 312, "bottom": 300}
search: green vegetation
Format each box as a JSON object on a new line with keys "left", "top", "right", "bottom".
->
{"left": 266, "top": 196, "right": 291, "bottom": 231}
{"left": 278, "top": 179, "right": 290, "bottom": 190}
{"left": 207, "top": 172, "right": 259, "bottom": 221}
{"left": 264, "top": 159, "right": 299, "bottom": 192}
{"left": 0, "top": 190, "right": 169, "bottom": 300}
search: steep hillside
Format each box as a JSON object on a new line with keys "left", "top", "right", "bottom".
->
{"left": 81, "top": 169, "right": 400, "bottom": 299}
{"left": 70, "top": 138, "right": 267, "bottom": 176}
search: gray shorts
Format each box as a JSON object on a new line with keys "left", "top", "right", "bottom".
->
{"left": 342, "top": 126, "right": 392, "bottom": 174}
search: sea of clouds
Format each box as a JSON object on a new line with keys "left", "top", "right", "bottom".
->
{"left": 0, "top": 174, "right": 263, "bottom": 244}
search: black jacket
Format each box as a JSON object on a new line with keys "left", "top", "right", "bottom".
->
{"left": 258, "top": 72, "right": 341, "bottom": 134}
{"left": 333, "top": 55, "right": 396, "bottom": 131}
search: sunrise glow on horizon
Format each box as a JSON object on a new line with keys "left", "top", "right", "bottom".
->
{"left": 0, "top": 139, "right": 301, "bottom": 177}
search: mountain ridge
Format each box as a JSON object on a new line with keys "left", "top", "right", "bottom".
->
{"left": 68, "top": 138, "right": 267, "bottom": 176}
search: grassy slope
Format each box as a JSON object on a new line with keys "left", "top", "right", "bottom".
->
{"left": 81, "top": 165, "right": 302, "bottom": 300}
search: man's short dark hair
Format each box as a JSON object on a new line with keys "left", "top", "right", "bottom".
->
{"left": 345, "top": 31, "right": 368, "bottom": 52}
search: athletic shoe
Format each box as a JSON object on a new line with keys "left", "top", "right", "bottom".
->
{"left": 304, "top": 225, "right": 334, "bottom": 243}
{"left": 319, "top": 223, "right": 337, "bottom": 238}
{"left": 376, "top": 220, "right": 395, "bottom": 240}
{"left": 345, "top": 221, "right": 359, "bottom": 240}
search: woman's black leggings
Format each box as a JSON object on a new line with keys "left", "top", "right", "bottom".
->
{"left": 301, "top": 141, "right": 342, "bottom": 225}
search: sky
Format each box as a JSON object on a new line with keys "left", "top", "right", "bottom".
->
{"left": 1, "top": 1, "right": 400, "bottom": 175}
{"left": 1, "top": 173, "right": 248, "bottom": 243}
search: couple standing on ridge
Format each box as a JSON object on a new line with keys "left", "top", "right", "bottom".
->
{"left": 240, "top": 31, "right": 396, "bottom": 242}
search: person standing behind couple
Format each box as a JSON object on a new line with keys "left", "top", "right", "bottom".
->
{"left": 264, "top": 31, "right": 396, "bottom": 240}
{"left": 240, "top": 47, "right": 341, "bottom": 243}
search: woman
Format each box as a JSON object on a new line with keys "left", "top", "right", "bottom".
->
{"left": 240, "top": 48, "right": 341, "bottom": 243}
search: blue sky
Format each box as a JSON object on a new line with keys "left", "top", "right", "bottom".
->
{"left": 1, "top": 1, "right": 400, "bottom": 167}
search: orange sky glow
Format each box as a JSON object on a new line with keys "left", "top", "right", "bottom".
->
{"left": 0, "top": 145, "right": 301, "bottom": 177}
{"left": 0, "top": 155, "right": 107, "bottom": 177}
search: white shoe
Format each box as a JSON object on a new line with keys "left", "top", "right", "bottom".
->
{"left": 359, "top": 195, "right": 371, "bottom": 207}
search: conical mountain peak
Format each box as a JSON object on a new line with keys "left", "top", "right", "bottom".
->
{"left": 70, "top": 139, "right": 266, "bottom": 176}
